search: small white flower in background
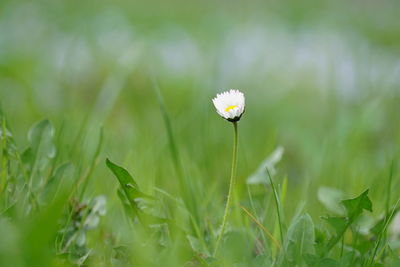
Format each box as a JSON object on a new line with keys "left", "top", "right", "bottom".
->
{"left": 212, "top": 89, "right": 245, "bottom": 122}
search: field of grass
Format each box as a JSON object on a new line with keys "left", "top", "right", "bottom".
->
{"left": 1, "top": 0, "right": 400, "bottom": 266}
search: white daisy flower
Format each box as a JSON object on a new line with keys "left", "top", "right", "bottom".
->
{"left": 212, "top": 89, "right": 245, "bottom": 122}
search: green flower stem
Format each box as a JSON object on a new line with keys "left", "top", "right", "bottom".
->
{"left": 214, "top": 121, "right": 238, "bottom": 256}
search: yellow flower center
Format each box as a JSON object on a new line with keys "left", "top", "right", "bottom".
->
{"left": 225, "top": 105, "right": 238, "bottom": 112}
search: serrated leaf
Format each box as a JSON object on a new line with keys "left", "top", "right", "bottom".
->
{"left": 323, "top": 190, "right": 373, "bottom": 254}
{"left": 286, "top": 213, "right": 315, "bottom": 262}
{"left": 341, "top": 189, "right": 372, "bottom": 220}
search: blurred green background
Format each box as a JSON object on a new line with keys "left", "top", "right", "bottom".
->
{"left": 0, "top": 0, "right": 400, "bottom": 265}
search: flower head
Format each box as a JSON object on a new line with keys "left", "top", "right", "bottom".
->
{"left": 212, "top": 89, "right": 245, "bottom": 122}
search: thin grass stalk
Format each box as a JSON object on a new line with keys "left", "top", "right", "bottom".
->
{"left": 266, "top": 168, "right": 284, "bottom": 245}
{"left": 368, "top": 195, "right": 400, "bottom": 266}
{"left": 385, "top": 160, "right": 395, "bottom": 215}
{"left": 150, "top": 76, "right": 207, "bottom": 250}
{"left": 152, "top": 79, "right": 185, "bottom": 185}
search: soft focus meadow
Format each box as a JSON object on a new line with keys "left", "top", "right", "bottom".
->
{"left": 1, "top": 0, "right": 400, "bottom": 266}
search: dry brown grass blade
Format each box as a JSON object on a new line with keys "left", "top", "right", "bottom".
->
{"left": 240, "top": 204, "right": 281, "bottom": 250}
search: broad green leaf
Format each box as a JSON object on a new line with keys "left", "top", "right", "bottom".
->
{"left": 106, "top": 159, "right": 142, "bottom": 213}
{"left": 353, "top": 233, "right": 374, "bottom": 253}
{"left": 117, "top": 188, "right": 136, "bottom": 218}
{"left": 106, "top": 159, "right": 162, "bottom": 226}
{"left": 323, "top": 216, "right": 348, "bottom": 236}
{"left": 323, "top": 190, "right": 373, "bottom": 254}
{"left": 106, "top": 158, "right": 154, "bottom": 200}
{"left": 341, "top": 189, "right": 372, "bottom": 220}
{"left": 286, "top": 213, "right": 315, "bottom": 262}
{"left": 106, "top": 159, "right": 138, "bottom": 187}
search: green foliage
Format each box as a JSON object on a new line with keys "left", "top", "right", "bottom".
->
{"left": 341, "top": 190, "right": 372, "bottom": 220}
{"left": 106, "top": 158, "right": 157, "bottom": 221}
{"left": 285, "top": 213, "right": 315, "bottom": 264}
{"left": 106, "top": 159, "right": 141, "bottom": 203}
{"left": 0, "top": 114, "right": 399, "bottom": 266}
{"left": 1, "top": 0, "right": 400, "bottom": 264}
{"left": 323, "top": 190, "right": 373, "bottom": 255}
{"left": 0, "top": 118, "right": 107, "bottom": 266}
